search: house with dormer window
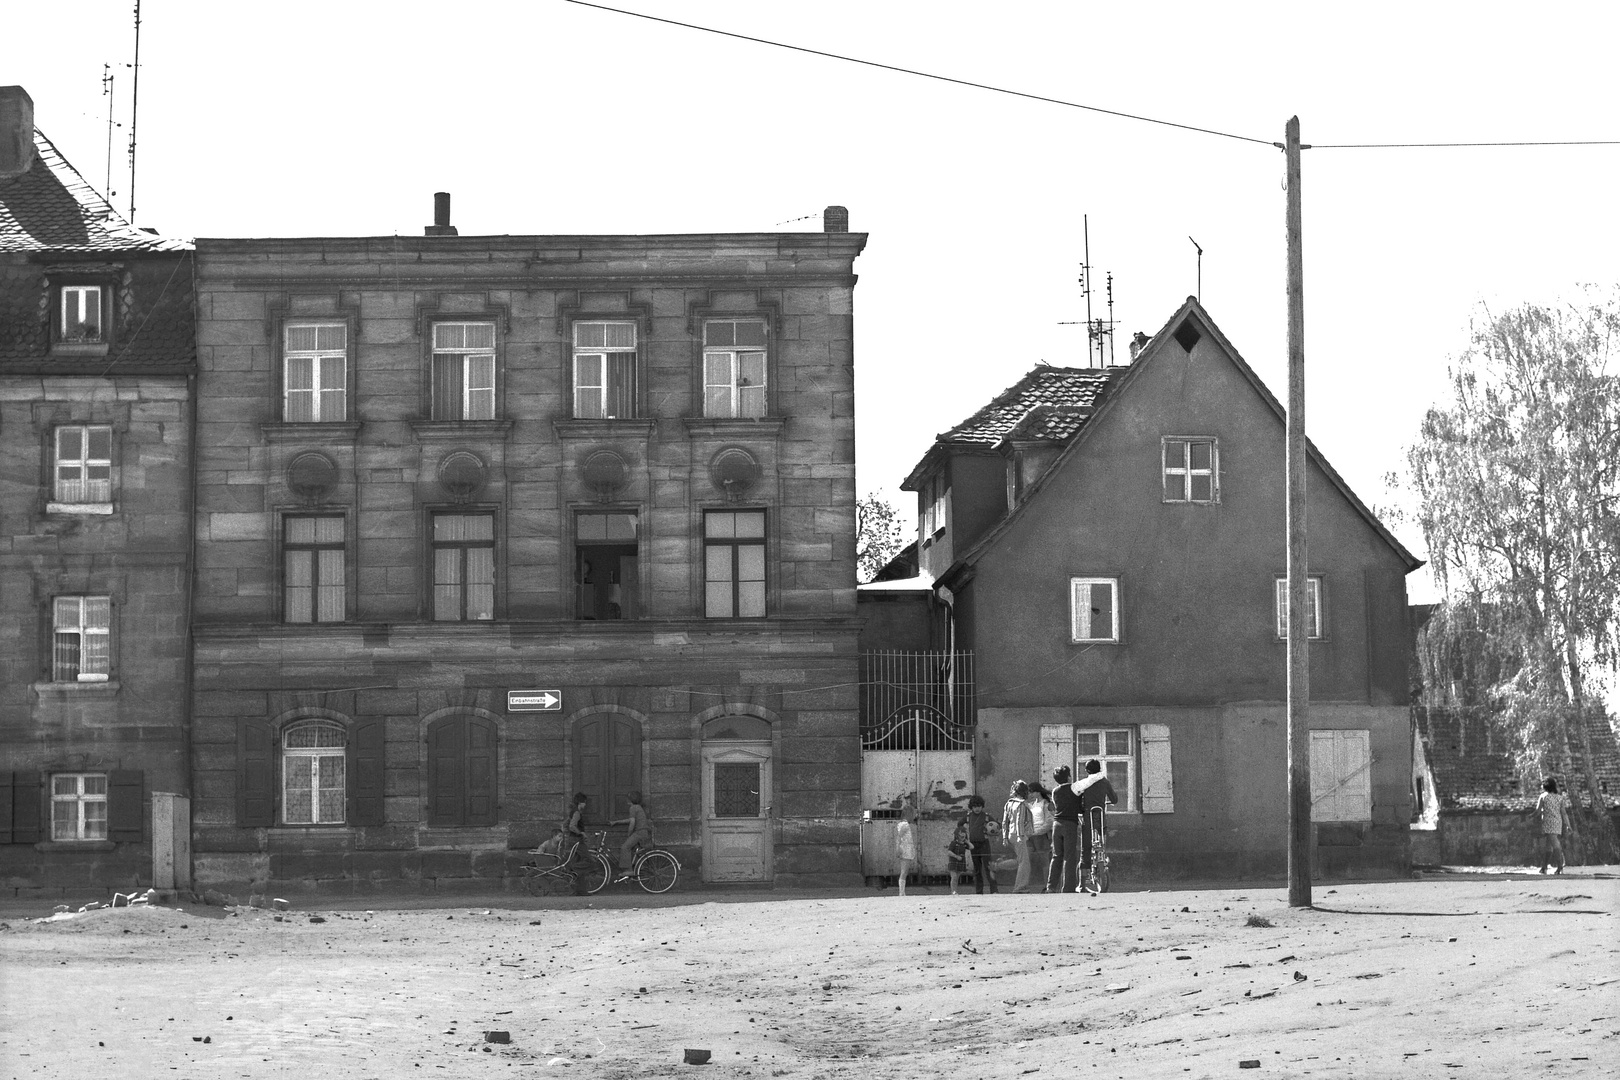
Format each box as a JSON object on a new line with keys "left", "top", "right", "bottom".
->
{"left": 861, "top": 298, "right": 1422, "bottom": 878}
{"left": 0, "top": 86, "right": 196, "bottom": 894}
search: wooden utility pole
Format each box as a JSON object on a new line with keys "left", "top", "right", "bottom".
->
{"left": 1284, "top": 116, "right": 1311, "bottom": 907}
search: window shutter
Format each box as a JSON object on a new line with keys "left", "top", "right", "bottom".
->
{"left": 349, "top": 719, "right": 386, "bottom": 827}
{"left": 1339, "top": 730, "right": 1372, "bottom": 821}
{"left": 107, "top": 770, "right": 144, "bottom": 842}
{"left": 428, "top": 718, "right": 464, "bottom": 827}
{"left": 1039, "top": 724, "right": 1074, "bottom": 787}
{"left": 11, "top": 772, "right": 43, "bottom": 843}
{"left": 0, "top": 772, "right": 12, "bottom": 842}
{"left": 238, "top": 720, "right": 275, "bottom": 827}
{"left": 464, "top": 717, "right": 498, "bottom": 826}
{"left": 1309, "top": 729, "right": 1339, "bottom": 821}
{"left": 1139, "top": 723, "right": 1175, "bottom": 813}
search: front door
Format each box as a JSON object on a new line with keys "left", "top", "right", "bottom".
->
{"left": 701, "top": 741, "right": 772, "bottom": 882}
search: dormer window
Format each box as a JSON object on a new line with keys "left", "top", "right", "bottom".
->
{"left": 58, "top": 285, "right": 106, "bottom": 345}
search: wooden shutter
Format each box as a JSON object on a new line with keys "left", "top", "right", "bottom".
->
{"left": 1310, "top": 729, "right": 1373, "bottom": 822}
{"left": 1139, "top": 723, "right": 1175, "bottom": 813}
{"left": 575, "top": 716, "right": 605, "bottom": 824}
{"left": 349, "top": 719, "right": 386, "bottom": 827}
{"left": 428, "top": 718, "right": 465, "bottom": 827}
{"left": 464, "top": 717, "right": 497, "bottom": 826}
{"left": 238, "top": 722, "right": 275, "bottom": 827}
{"left": 11, "top": 772, "right": 43, "bottom": 843}
{"left": 607, "top": 716, "right": 639, "bottom": 821}
{"left": 107, "top": 770, "right": 144, "bottom": 842}
{"left": 1039, "top": 724, "right": 1074, "bottom": 788}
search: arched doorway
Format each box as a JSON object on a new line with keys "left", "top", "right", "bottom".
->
{"left": 700, "top": 712, "right": 773, "bottom": 883}
{"left": 571, "top": 709, "right": 644, "bottom": 825}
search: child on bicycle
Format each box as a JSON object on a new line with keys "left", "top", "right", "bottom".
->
{"left": 610, "top": 791, "right": 653, "bottom": 878}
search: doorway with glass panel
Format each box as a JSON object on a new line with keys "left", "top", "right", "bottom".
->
{"left": 699, "top": 713, "right": 773, "bottom": 882}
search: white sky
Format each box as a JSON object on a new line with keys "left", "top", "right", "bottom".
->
{"left": 12, "top": 1, "right": 1620, "bottom": 604}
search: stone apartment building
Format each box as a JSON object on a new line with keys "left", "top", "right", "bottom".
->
{"left": 190, "top": 200, "right": 866, "bottom": 892}
{"left": 0, "top": 86, "right": 196, "bottom": 896}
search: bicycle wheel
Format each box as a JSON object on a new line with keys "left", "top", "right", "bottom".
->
{"left": 635, "top": 850, "right": 679, "bottom": 894}
{"left": 577, "top": 854, "right": 611, "bottom": 895}
{"left": 1093, "top": 849, "right": 1111, "bottom": 894}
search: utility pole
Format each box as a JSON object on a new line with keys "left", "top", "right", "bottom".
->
{"left": 1284, "top": 116, "right": 1311, "bottom": 908}
{"left": 128, "top": 0, "right": 142, "bottom": 223}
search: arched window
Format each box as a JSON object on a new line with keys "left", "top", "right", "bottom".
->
{"left": 283, "top": 720, "right": 346, "bottom": 825}
{"left": 426, "top": 714, "right": 498, "bottom": 827}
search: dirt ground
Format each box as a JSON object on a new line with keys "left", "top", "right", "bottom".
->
{"left": 1, "top": 874, "right": 1615, "bottom": 1079}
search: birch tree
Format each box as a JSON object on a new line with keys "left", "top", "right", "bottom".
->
{"left": 1408, "top": 294, "right": 1620, "bottom": 861}
{"left": 856, "top": 494, "right": 907, "bottom": 584}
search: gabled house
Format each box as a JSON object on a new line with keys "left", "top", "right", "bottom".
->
{"left": 864, "top": 298, "right": 1422, "bottom": 877}
{"left": 0, "top": 87, "right": 196, "bottom": 897}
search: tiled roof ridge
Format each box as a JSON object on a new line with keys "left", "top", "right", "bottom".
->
{"left": 33, "top": 128, "right": 123, "bottom": 224}
{"left": 0, "top": 127, "right": 191, "bottom": 253}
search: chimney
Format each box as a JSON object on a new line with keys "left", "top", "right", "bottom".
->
{"left": 1129, "top": 331, "right": 1150, "bottom": 362}
{"left": 0, "top": 86, "right": 36, "bottom": 178}
{"left": 424, "top": 192, "right": 457, "bottom": 236}
{"left": 822, "top": 205, "right": 849, "bottom": 233}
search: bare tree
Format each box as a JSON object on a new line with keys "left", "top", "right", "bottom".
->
{"left": 1407, "top": 294, "right": 1620, "bottom": 861}
{"left": 856, "top": 494, "right": 907, "bottom": 584}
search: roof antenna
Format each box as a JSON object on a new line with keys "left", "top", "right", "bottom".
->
{"left": 101, "top": 63, "right": 118, "bottom": 204}
{"left": 127, "top": 0, "right": 142, "bottom": 222}
{"left": 1188, "top": 236, "right": 1203, "bottom": 302}
{"left": 1058, "top": 214, "right": 1116, "bottom": 367}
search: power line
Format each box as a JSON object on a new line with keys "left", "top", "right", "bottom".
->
{"left": 560, "top": 0, "right": 1276, "bottom": 148}
{"left": 562, "top": 2, "right": 1620, "bottom": 155}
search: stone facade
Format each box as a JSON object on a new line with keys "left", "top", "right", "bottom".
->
{"left": 0, "top": 86, "right": 196, "bottom": 898}
{"left": 190, "top": 209, "right": 866, "bottom": 893}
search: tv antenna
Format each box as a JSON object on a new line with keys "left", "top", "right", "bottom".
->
{"left": 1188, "top": 236, "right": 1203, "bottom": 302}
{"left": 127, "top": 0, "right": 142, "bottom": 222}
{"left": 101, "top": 64, "right": 118, "bottom": 204}
{"left": 1058, "top": 215, "right": 1116, "bottom": 367}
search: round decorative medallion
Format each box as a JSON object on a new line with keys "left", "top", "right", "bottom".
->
{"left": 286, "top": 452, "right": 337, "bottom": 503}
{"left": 709, "top": 447, "right": 761, "bottom": 499}
{"left": 438, "top": 450, "right": 487, "bottom": 502}
{"left": 582, "top": 450, "right": 629, "bottom": 500}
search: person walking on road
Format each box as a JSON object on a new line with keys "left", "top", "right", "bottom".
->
{"left": 1047, "top": 766, "right": 1081, "bottom": 893}
{"left": 1534, "top": 777, "right": 1572, "bottom": 874}
{"left": 1002, "top": 780, "right": 1034, "bottom": 893}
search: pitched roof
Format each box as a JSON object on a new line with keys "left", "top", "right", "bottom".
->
{"left": 937, "top": 297, "right": 1423, "bottom": 578}
{"left": 0, "top": 129, "right": 189, "bottom": 254}
{"left": 938, "top": 366, "right": 1122, "bottom": 446}
{"left": 1415, "top": 706, "right": 1620, "bottom": 811}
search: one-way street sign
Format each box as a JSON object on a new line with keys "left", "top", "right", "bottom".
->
{"left": 507, "top": 689, "right": 562, "bottom": 712}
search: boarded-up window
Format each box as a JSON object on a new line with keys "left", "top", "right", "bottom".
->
{"left": 1310, "top": 729, "right": 1372, "bottom": 822}
{"left": 427, "top": 715, "right": 499, "bottom": 827}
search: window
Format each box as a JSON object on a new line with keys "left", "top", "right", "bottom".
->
{"left": 1069, "top": 578, "right": 1119, "bottom": 643}
{"left": 284, "top": 323, "right": 347, "bottom": 422}
{"left": 1163, "top": 437, "right": 1217, "bottom": 502}
{"left": 427, "top": 714, "right": 498, "bottom": 827}
{"left": 284, "top": 516, "right": 346, "bottom": 623}
{"left": 51, "top": 773, "right": 108, "bottom": 840}
{"left": 432, "top": 513, "right": 495, "bottom": 621}
{"left": 705, "top": 510, "right": 766, "bottom": 618}
{"left": 54, "top": 425, "right": 113, "bottom": 504}
{"left": 52, "top": 596, "right": 110, "bottom": 682}
{"left": 1075, "top": 729, "right": 1136, "bottom": 810}
{"left": 1274, "top": 576, "right": 1323, "bottom": 639}
{"left": 282, "top": 721, "right": 346, "bottom": 825}
{"left": 431, "top": 322, "right": 496, "bottom": 420}
{"left": 1310, "top": 729, "right": 1372, "bottom": 821}
{"left": 59, "top": 285, "right": 105, "bottom": 344}
{"left": 573, "top": 321, "right": 637, "bottom": 419}
{"left": 703, "top": 319, "right": 768, "bottom": 418}
{"left": 921, "top": 473, "right": 949, "bottom": 537}
{"left": 577, "top": 511, "right": 639, "bottom": 620}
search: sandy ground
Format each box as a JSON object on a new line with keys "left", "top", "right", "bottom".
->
{"left": 1, "top": 875, "right": 1616, "bottom": 1080}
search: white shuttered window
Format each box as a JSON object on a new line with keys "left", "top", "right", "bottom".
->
{"left": 1070, "top": 578, "right": 1119, "bottom": 642}
{"left": 1310, "top": 729, "right": 1372, "bottom": 822}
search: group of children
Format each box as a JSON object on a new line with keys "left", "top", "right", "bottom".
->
{"left": 892, "top": 793, "right": 1010, "bottom": 896}
{"left": 529, "top": 789, "right": 655, "bottom": 889}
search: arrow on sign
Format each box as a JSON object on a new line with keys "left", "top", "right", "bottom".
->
{"left": 507, "top": 690, "right": 562, "bottom": 712}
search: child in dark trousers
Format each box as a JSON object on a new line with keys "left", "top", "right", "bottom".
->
{"left": 965, "top": 795, "right": 999, "bottom": 894}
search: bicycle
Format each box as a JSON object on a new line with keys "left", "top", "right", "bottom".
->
{"left": 1084, "top": 805, "right": 1111, "bottom": 894}
{"left": 605, "top": 838, "right": 681, "bottom": 895}
{"left": 520, "top": 834, "right": 611, "bottom": 897}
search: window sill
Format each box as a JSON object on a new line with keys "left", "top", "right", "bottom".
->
{"left": 552, "top": 418, "right": 656, "bottom": 441}
{"left": 50, "top": 342, "right": 111, "bottom": 358}
{"left": 34, "top": 840, "right": 117, "bottom": 853}
{"left": 409, "top": 419, "right": 515, "bottom": 441}
{"left": 261, "top": 421, "right": 363, "bottom": 444}
{"left": 33, "top": 680, "right": 121, "bottom": 699}
{"left": 46, "top": 501, "right": 115, "bottom": 516}
{"left": 681, "top": 416, "right": 786, "bottom": 437}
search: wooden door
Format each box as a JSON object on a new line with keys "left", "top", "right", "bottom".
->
{"left": 701, "top": 741, "right": 771, "bottom": 882}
